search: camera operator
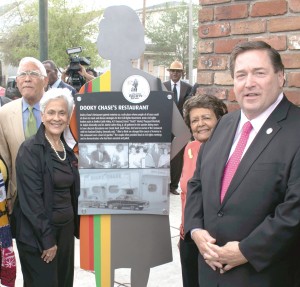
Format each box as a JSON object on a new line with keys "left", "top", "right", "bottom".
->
{"left": 62, "top": 46, "right": 93, "bottom": 92}
{"left": 61, "top": 64, "right": 95, "bottom": 88}
{"left": 42, "top": 60, "right": 77, "bottom": 97}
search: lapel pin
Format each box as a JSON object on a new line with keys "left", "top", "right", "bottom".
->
{"left": 266, "top": 128, "right": 273, "bottom": 134}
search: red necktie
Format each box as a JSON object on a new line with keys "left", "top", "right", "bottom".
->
{"left": 220, "top": 121, "right": 253, "bottom": 202}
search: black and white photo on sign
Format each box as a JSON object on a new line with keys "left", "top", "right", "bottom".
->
{"left": 78, "top": 168, "right": 170, "bottom": 215}
{"left": 128, "top": 142, "right": 171, "bottom": 168}
{"left": 78, "top": 143, "right": 129, "bottom": 169}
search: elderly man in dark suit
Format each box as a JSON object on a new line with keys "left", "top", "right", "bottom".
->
{"left": 185, "top": 41, "right": 300, "bottom": 287}
{"left": 43, "top": 60, "right": 77, "bottom": 97}
{"left": 164, "top": 60, "right": 192, "bottom": 195}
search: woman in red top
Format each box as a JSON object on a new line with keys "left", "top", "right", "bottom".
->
{"left": 180, "top": 91, "right": 228, "bottom": 287}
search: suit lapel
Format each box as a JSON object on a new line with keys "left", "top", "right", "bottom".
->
{"left": 178, "top": 81, "right": 187, "bottom": 106}
{"left": 57, "top": 81, "right": 64, "bottom": 89}
{"left": 9, "top": 99, "right": 25, "bottom": 146}
{"left": 221, "top": 96, "right": 290, "bottom": 205}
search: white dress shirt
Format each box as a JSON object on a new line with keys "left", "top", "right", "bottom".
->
{"left": 171, "top": 80, "right": 180, "bottom": 102}
{"left": 228, "top": 92, "right": 284, "bottom": 160}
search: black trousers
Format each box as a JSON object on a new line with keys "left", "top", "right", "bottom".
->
{"left": 17, "top": 219, "right": 75, "bottom": 287}
{"left": 180, "top": 238, "right": 200, "bottom": 287}
{"left": 170, "top": 147, "right": 185, "bottom": 191}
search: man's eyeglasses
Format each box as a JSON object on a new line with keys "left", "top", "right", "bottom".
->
{"left": 17, "top": 71, "right": 44, "bottom": 79}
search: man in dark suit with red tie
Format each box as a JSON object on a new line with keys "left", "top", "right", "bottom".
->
{"left": 184, "top": 41, "right": 300, "bottom": 287}
{"left": 164, "top": 60, "right": 192, "bottom": 195}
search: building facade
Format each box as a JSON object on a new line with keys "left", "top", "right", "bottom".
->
{"left": 197, "top": 0, "right": 300, "bottom": 111}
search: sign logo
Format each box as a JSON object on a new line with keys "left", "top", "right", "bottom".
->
{"left": 122, "top": 75, "right": 150, "bottom": 103}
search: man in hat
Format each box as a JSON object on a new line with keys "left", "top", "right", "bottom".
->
{"left": 164, "top": 60, "right": 192, "bottom": 195}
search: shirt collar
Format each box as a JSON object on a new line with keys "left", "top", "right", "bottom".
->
{"left": 22, "top": 98, "right": 41, "bottom": 112}
{"left": 171, "top": 80, "right": 180, "bottom": 88}
{"left": 51, "top": 79, "right": 61, "bottom": 88}
{"left": 238, "top": 92, "right": 284, "bottom": 134}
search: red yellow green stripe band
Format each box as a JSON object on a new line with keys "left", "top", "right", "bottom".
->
{"left": 78, "top": 72, "right": 112, "bottom": 286}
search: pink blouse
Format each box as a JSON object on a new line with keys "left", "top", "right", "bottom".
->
{"left": 179, "top": 141, "right": 201, "bottom": 239}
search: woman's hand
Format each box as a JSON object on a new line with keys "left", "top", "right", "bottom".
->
{"left": 41, "top": 245, "right": 57, "bottom": 263}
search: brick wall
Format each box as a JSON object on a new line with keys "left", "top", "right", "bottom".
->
{"left": 197, "top": 0, "right": 300, "bottom": 111}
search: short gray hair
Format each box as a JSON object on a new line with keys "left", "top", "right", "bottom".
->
{"left": 40, "top": 88, "right": 74, "bottom": 116}
{"left": 17, "top": 57, "right": 47, "bottom": 77}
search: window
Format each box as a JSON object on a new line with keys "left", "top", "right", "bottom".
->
{"left": 109, "top": 185, "right": 119, "bottom": 193}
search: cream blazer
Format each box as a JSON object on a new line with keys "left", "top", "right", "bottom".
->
{"left": 0, "top": 98, "right": 25, "bottom": 204}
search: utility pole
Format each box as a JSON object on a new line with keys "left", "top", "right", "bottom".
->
{"left": 188, "top": 0, "right": 193, "bottom": 85}
{"left": 39, "top": 0, "right": 48, "bottom": 61}
{"left": 140, "top": 0, "right": 146, "bottom": 70}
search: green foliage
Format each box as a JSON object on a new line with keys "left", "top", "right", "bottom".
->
{"left": 145, "top": 1, "right": 199, "bottom": 76}
{"left": 0, "top": 0, "right": 104, "bottom": 69}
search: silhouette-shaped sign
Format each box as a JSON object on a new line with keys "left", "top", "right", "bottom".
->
{"left": 72, "top": 5, "right": 191, "bottom": 286}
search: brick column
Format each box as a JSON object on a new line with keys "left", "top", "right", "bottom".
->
{"left": 197, "top": 0, "right": 300, "bottom": 111}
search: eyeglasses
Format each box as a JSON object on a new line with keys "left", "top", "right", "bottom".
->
{"left": 169, "top": 70, "right": 182, "bottom": 73}
{"left": 17, "top": 70, "right": 44, "bottom": 79}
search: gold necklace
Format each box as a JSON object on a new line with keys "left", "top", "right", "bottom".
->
{"left": 45, "top": 133, "right": 66, "bottom": 161}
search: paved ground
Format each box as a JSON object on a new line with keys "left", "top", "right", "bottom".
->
{"left": 14, "top": 193, "right": 183, "bottom": 287}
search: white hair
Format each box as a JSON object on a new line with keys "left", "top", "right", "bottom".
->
{"left": 40, "top": 88, "right": 74, "bottom": 116}
{"left": 17, "top": 57, "right": 47, "bottom": 77}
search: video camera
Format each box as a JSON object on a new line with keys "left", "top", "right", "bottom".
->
{"left": 66, "top": 46, "right": 91, "bottom": 91}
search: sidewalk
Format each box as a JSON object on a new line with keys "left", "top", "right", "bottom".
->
{"left": 14, "top": 193, "right": 183, "bottom": 287}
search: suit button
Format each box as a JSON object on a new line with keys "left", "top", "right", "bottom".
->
{"left": 217, "top": 211, "right": 224, "bottom": 217}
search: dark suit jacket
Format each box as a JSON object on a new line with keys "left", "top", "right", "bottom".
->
{"left": 163, "top": 80, "right": 192, "bottom": 115}
{"left": 57, "top": 80, "right": 77, "bottom": 97}
{"left": 184, "top": 96, "right": 300, "bottom": 287}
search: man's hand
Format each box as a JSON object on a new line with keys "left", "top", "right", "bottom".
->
{"left": 206, "top": 241, "right": 248, "bottom": 273}
{"left": 191, "top": 229, "right": 222, "bottom": 270}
